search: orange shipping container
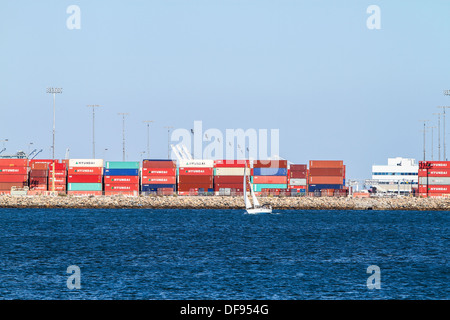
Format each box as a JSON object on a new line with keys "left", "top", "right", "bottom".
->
{"left": 309, "top": 160, "right": 344, "bottom": 168}
{"left": 252, "top": 176, "right": 288, "bottom": 184}
{"left": 308, "top": 176, "right": 344, "bottom": 185}
{"left": 0, "top": 159, "right": 28, "bottom": 167}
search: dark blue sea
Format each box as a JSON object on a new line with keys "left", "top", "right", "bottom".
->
{"left": 0, "top": 208, "right": 448, "bottom": 300}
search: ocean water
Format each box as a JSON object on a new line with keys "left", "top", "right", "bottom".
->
{"left": 0, "top": 208, "right": 448, "bottom": 300}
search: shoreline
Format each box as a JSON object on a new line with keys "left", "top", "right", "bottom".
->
{"left": 1, "top": 195, "right": 450, "bottom": 211}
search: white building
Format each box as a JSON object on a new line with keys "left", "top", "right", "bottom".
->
{"left": 371, "top": 157, "right": 418, "bottom": 194}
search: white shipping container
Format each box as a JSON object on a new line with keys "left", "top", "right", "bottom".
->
{"left": 178, "top": 159, "right": 214, "bottom": 168}
{"left": 69, "top": 159, "right": 104, "bottom": 168}
{"left": 215, "top": 167, "right": 250, "bottom": 176}
{"left": 419, "top": 177, "right": 450, "bottom": 185}
{"left": 289, "top": 178, "right": 307, "bottom": 186}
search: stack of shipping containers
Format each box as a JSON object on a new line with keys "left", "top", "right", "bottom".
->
{"left": 141, "top": 159, "right": 177, "bottom": 195}
{"left": 288, "top": 164, "right": 308, "bottom": 195}
{"left": 213, "top": 160, "right": 249, "bottom": 195}
{"left": 104, "top": 161, "right": 140, "bottom": 196}
{"left": 251, "top": 160, "right": 288, "bottom": 195}
{"left": 308, "top": 160, "right": 346, "bottom": 196}
{"left": 29, "top": 159, "right": 50, "bottom": 193}
{"left": 418, "top": 161, "right": 450, "bottom": 198}
{"left": 67, "top": 159, "right": 103, "bottom": 195}
{"left": 48, "top": 161, "right": 68, "bottom": 194}
{"left": 0, "top": 159, "right": 28, "bottom": 194}
{"left": 178, "top": 160, "right": 214, "bottom": 195}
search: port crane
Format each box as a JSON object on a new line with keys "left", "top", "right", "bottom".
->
{"left": 0, "top": 148, "right": 5, "bottom": 155}
{"left": 30, "top": 149, "right": 43, "bottom": 160}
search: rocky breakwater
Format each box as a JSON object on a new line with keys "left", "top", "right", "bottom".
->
{"left": 1, "top": 194, "right": 450, "bottom": 210}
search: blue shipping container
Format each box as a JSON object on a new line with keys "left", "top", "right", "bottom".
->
{"left": 252, "top": 168, "right": 287, "bottom": 176}
{"left": 307, "top": 184, "right": 343, "bottom": 192}
{"left": 104, "top": 168, "right": 139, "bottom": 176}
{"left": 141, "top": 184, "right": 176, "bottom": 192}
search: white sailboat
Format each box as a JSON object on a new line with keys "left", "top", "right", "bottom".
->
{"left": 243, "top": 166, "right": 272, "bottom": 214}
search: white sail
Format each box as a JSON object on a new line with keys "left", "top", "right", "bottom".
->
{"left": 243, "top": 166, "right": 252, "bottom": 209}
{"left": 249, "top": 182, "right": 260, "bottom": 207}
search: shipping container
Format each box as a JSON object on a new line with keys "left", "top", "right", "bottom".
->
{"left": 141, "top": 184, "right": 176, "bottom": 192}
{"left": 419, "top": 161, "right": 450, "bottom": 169}
{"left": 309, "top": 160, "right": 344, "bottom": 168}
{"left": 214, "top": 167, "right": 250, "bottom": 176}
{"left": 419, "top": 177, "right": 450, "bottom": 185}
{"left": 308, "top": 176, "right": 344, "bottom": 185}
{"left": 68, "top": 183, "right": 103, "bottom": 191}
{"left": 29, "top": 169, "right": 48, "bottom": 177}
{"left": 69, "top": 159, "right": 104, "bottom": 168}
{"left": 0, "top": 159, "right": 28, "bottom": 167}
{"left": 252, "top": 176, "right": 288, "bottom": 184}
{"left": 253, "top": 160, "right": 288, "bottom": 168}
{"left": 0, "top": 182, "right": 28, "bottom": 190}
{"left": 105, "top": 161, "right": 140, "bottom": 169}
{"left": 418, "top": 193, "right": 450, "bottom": 198}
{"left": 0, "top": 167, "right": 28, "bottom": 175}
{"left": 214, "top": 183, "right": 246, "bottom": 190}
{"left": 141, "top": 168, "right": 177, "bottom": 176}
{"left": 178, "top": 159, "right": 214, "bottom": 168}
{"left": 178, "top": 183, "right": 213, "bottom": 191}
{"left": 418, "top": 168, "right": 450, "bottom": 177}
{"left": 178, "top": 167, "right": 214, "bottom": 175}
{"left": 104, "top": 184, "right": 139, "bottom": 191}
{"left": 48, "top": 177, "right": 67, "bottom": 184}
{"left": 290, "top": 170, "right": 307, "bottom": 179}
{"left": 30, "top": 185, "right": 47, "bottom": 191}
{"left": 214, "top": 160, "right": 249, "bottom": 167}
{"left": 30, "top": 162, "right": 51, "bottom": 170}
{"left": 105, "top": 191, "right": 139, "bottom": 196}
{"left": 0, "top": 174, "right": 28, "bottom": 182}
{"left": 289, "top": 164, "right": 307, "bottom": 171}
{"left": 418, "top": 185, "right": 450, "bottom": 193}
{"left": 104, "top": 176, "right": 139, "bottom": 184}
{"left": 67, "top": 191, "right": 103, "bottom": 196}
{"left": 309, "top": 168, "right": 344, "bottom": 176}
{"left": 252, "top": 168, "right": 287, "bottom": 176}
{"left": 49, "top": 162, "right": 67, "bottom": 170}
{"left": 307, "top": 184, "right": 343, "bottom": 192}
{"left": 29, "top": 177, "right": 48, "bottom": 185}
{"left": 142, "top": 159, "right": 177, "bottom": 168}
{"left": 68, "top": 175, "right": 102, "bottom": 183}
{"left": 68, "top": 167, "right": 103, "bottom": 175}
{"left": 288, "top": 178, "right": 307, "bottom": 186}
{"left": 253, "top": 184, "right": 288, "bottom": 192}
{"left": 141, "top": 176, "right": 177, "bottom": 184}
{"left": 104, "top": 168, "right": 139, "bottom": 176}
{"left": 213, "top": 176, "right": 245, "bottom": 184}
{"left": 178, "top": 175, "right": 213, "bottom": 184}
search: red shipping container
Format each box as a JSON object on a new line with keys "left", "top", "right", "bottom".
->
{"left": 105, "top": 191, "right": 138, "bottom": 196}
{"left": 418, "top": 168, "right": 450, "bottom": 177}
{"left": 252, "top": 176, "right": 287, "bottom": 184}
{"left": 214, "top": 160, "right": 249, "bottom": 167}
{"left": 104, "top": 176, "right": 139, "bottom": 184}
{"left": 309, "top": 168, "right": 344, "bottom": 176}
{"left": 30, "top": 162, "right": 50, "bottom": 170}
{"left": 67, "top": 174, "right": 102, "bottom": 183}
{"left": 30, "top": 177, "right": 48, "bottom": 185}
{"left": 0, "top": 159, "right": 28, "bottom": 167}
{"left": 0, "top": 182, "right": 27, "bottom": 190}
{"left": 290, "top": 170, "right": 307, "bottom": 179}
{"left": 0, "top": 167, "right": 28, "bottom": 175}
{"left": 0, "top": 175, "right": 28, "bottom": 182}
{"left": 179, "top": 167, "right": 214, "bottom": 175}
{"left": 48, "top": 177, "right": 66, "bottom": 184}
{"left": 142, "top": 160, "right": 176, "bottom": 169}
{"left": 48, "top": 170, "right": 67, "bottom": 177}
{"left": 141, "top": 176, "right": 176, "bottom": 184}
{"left": 49, "top": 162, "right": 67, "bottom": 170}
{"left": 419, "top": 161, "right": 450, "bottom": 169}
{"left": 178, "top": 175, "right": 213, "bottom": 184}
{"left": 290, "top": 164, "right": 307, "bottom": 171}
{"left": 178, "top": 191, "right": 198, "bottom": 196}
{"left": 214, "top": 176, "right": 245, "bottom": 184}
{"left": 68, "top": 167, "right": 103, "bottom": 175}
{"left": 142, "top": 168, "right": 177, "bottom": 176}
{"left": 418, "top": 185, "right": 450, "bottom": 193}
{"left": 253, "top": 160, "right": 288, "bottom": 168}
{"left": 309, "top": 160, "right": 344, "bottom": 168}
{"left": 67, "top": 191, "right": 102, "bottom": 196}
{"left": 308, "top": 176, "right": 344, "bottom": 184}
{"left": 104, "top": 184, "right": 139, "bottom": 191}
{"left": 178, "top": 183, "right": 213, "bottom": 191}
{"left": 29, "top": 169, "right": 48, "bottom": 177}
{"left": 30, "top": 185, "right": 47, "bottom": 191}
{"left": 418, "top": 193, "right": 450, "bottom": 198}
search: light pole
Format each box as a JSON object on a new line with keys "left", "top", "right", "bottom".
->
{"left": 164, "top": 126, "right": 173, "bottom": 159}
{"left": 143, "top": 120, "right": 154, "bottom": 158}
{"left": 427, "top": 126, "right": 436, "bottom": 161}
{"left": 433, "top": 113, "right": 441, "bottom": 160}
{"left": 438, "top": 103, "right": 450, "bottom": 161}
{"left": 118, "top": 113, "right": 129, "bottom": 161}
{"left": 87, "top": 105, "right": 102, "bottom": 158}
{"left": 46, "top": 87, "right": 62, "bottom": 192}
{"left": 420, "top": 120, "right": 429, "bottom": 161}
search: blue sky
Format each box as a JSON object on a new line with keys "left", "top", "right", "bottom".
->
{"left": 1, "top": 0, "right": 450, "bottom": 180}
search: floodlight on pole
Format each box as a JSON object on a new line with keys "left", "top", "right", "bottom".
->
{"left": 419, "top": 120, "right": 430, "bottom": 161}
{"left": 432, "top": 113, "right": 441, "bottom": 160}
{"left": 46, "top": 87, "right": 62, "bottom": 193}
{"left": 87, "top": 105, "right": 102, "bottom": 158}
{"left": 437, "top": 105, "right": 450, "bottom": 160}
{"left": 118, "top": 113, "right": 129, "bottom": 161}
{"left": 143, "top": 120, "right": 154, "bottom": 158}
{"left": 164, "top": 126, "right": 174, "bottom": 159}
{"left": 427, "top": 126, "right": 436, "bottom": 161}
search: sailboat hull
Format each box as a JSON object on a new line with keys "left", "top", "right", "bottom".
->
{"left": 246, "top": 208, "right": 273, "bottom": 214}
